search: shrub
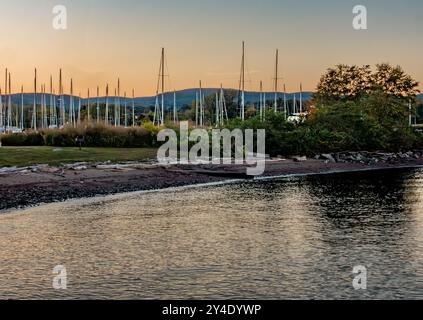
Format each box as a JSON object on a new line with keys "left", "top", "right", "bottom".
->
{"left": 1, "top": 131, "right": 44, "bottom": 146}
{"left": 0, "top": 124, "right": 158, "bottom": 148}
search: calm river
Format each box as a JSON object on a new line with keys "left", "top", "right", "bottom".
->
{"left": 0, "top": 168, "right": 422, "bottom": 299}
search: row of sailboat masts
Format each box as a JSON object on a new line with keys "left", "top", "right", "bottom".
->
{"left": 259, "top": 82, "right": 304, "bottom": 116}
{"left": 0, "top": 69, "right": 138, "bottom": 131}
{"left": 0, "top": 69, "right": 29, "bottom": 131}
{"left": 240, "top": 42, "right": 305, "bottom": 121}
{"left": 196, "top": 81, "right": 230, "bottom": 127}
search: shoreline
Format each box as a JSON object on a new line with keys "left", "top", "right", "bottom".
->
{"left": 1, "top": 157, "right": 423, "bottom": 212}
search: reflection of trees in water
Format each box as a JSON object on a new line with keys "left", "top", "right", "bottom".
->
{"left": 302, "top": 169, "right": 421, "bottom": 293}
{"left": 303, "top": 169, "right": 414, "bottom": 224}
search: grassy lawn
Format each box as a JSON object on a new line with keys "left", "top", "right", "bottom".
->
{"left": 0, "top": 147, "right": 158, "bottom": 167}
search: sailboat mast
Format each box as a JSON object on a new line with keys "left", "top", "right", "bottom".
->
{"left": 3, "top": 69, "right": 6, "bottom": 130}
{"left": 283, "top": 84, "right": 287, "bottom": 118}
{"left": 42, "top": 83, "right": 45, "bottom": 128}
{"left": 59, "top": 69, "right": 64, "bottom": 127}
{"left": 13, "top": 75, "right": 19, "bottom": 128}
{"left": 8, "top": 72, "right": 12, "bottom": 129}
{"left": 299, "top": 83, "right": 303, "bottom": 114}
{"left": 21, "top": 85, "right": 24, "bottom": 130}
{"left": 215, "top": 91, "right": 219, "bottom": 126}
{"left": 96, "top": 86, "right": 100, "bottom": 123}
{"left": 124, "top": 91, "right": 127, "bottom": 127}
{"left": 241, "top": 41, "right": 245, "bottom": 121}
{"left": 49, "top": 75, "right": 54, "bottom": 127}
{"left": 293, "top": 93, "right": 297, "bottom": 114}
{"left": 70, "top": 79, "right": 74, "bottom": 127}
{"left": 173, "top": 90, "right": 177, "bottom": 124}
{"left": 0, "top": 88, "right": 3, "bottom": 132}
{"left": 260, "top": 80, "right": 264, "bottom": 121}
{"left": 87, "top": 88, "right": 90, "bottom": 123}
{"left": 132, "top": 89, "right": 135, "bottom": 127}
{"left": 78, "top": 92, "right": 81, "bottom": 126}
{"left": 195, "top": 91, "right": 198, "bottom": 127}
{"left": 105, "top": 84, "right": 109, "bottom": 125}
{"left": 274, "top": 49, "right": 279, "bottom": 113}
{"left": 114, "top": 88, "right": 117, "bottom": 126}
{"left": 117, "top": 78, "right": 120, "bottom": 126}
{"left": 33, "top": 68, "right": 37, "bottom": 130}
{"left": 199, "top": 80, "right": 203, "bottom": 126}
{"left": 161, "top": 48, "right": 165, "bottom": 126}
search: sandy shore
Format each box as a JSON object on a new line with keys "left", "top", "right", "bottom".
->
{"left": 1, "top": 158, "right": 423, "bottom": 211}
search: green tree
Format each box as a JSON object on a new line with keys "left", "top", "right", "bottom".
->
{"left": 314, "top": 63, "right": 419, "bottom": 105}
{"left": 315, "top": 64, "right": 372, "bottom": 103}
{"left": 372, "top": 63, "right": 420, "bottom": 99}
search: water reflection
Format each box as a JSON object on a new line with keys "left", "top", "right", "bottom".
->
{"left": 0, "top": 168, "right": 422, "bottom": 299}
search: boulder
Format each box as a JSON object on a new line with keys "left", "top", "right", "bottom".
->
{"left": 320, "top": 153, "right": 336, "bottom": 163}
{"left": 292, "top": 156, "right": 307, "bottom": 162}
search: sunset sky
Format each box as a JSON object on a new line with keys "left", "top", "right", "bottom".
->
{"left": 1, "top": 0, "right": 422, "bottom": 96}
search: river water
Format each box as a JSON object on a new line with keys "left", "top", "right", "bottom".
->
{"left": 0, "top": 168, "right": 422, "bottom": 299}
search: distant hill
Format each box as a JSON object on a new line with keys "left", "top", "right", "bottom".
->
{"left": 3, "top": 91, "right": 422, "bottom": 110}
{"left": 2, "top": 89, "right": 313, "bottom": 111}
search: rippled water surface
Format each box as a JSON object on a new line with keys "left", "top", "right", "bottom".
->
{"left": 0, "top": 169, "right": 422, "bottom": 299}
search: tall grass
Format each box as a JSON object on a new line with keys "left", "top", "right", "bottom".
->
{"left": 0, "top": 124, "right": 159, "bottom": 148}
